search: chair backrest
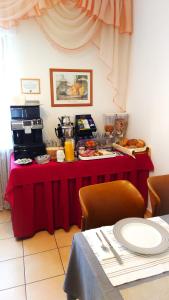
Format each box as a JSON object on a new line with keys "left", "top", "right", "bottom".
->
{"left": 79, "top": 180, "right": 145, "bottom": 230}
{"left": 147, "top": 174, "right": 169, "bottom": 216}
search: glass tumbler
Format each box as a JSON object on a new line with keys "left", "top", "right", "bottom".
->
{"left": 64, "top": 139, "right": 75, "bottom": 162}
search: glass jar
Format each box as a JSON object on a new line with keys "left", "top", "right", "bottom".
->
{"left": 56, "top": 149, "right": 65, "bottom": 162}
{"left": 64, "top": 139, "right": 75, "bottom": 162}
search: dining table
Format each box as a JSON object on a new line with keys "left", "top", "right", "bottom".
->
{"left": 64, "top": 215, "right": 169, "bottom": 300}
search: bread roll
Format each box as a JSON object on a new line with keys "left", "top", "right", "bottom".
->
{"left": 127, "top": 139, "right": 138, "bottom": 146}
{"left": 136, "top": 139, "right": 145, "bottom": 148}
{"left": 118, "top": 138, "right": 128, "bottom": 146}
{"left": 126, "top": 139, "right": 145, "bottom": 148}
{"left": 117, "top": 138, "right": 146, "bottom": 148}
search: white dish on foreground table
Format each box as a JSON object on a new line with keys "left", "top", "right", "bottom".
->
{"left": 113, "top": 218, "right": 169, "bottom": 255}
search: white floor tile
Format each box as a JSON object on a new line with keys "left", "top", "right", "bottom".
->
{"left": 0, "top": 258, "right": 25, "bottom": 290}
{"left": 24, "top": 249, "right": 64, "bottom": 283}
{"left": 26, "top": 276, "right": 67, "bottom": 300}
{"left": 23, "top": 231, "right": 57, "bottom": 256}
{"left": 0, "top": 285, "right": 26, "bottom": 300}
{"left": 0, "top": 238, "right": 23, "bottom": 261}
{"left": 0, "top": 222, "right": 14, "bottom": 239}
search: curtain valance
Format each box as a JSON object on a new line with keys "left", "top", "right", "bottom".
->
{"left": 0, "top": 0, "right": 132, "bottom": 33}
{"left": 76, "top": 0, "right": 132, "bottom": 33}
{"left": 0, "top": 0, "right": 60, "bottom": 28}
{"left": 0, "top": 0, "right": 133, "bottom": 110}
{"left": 36, "top": 0, "right": 131, "bottom": 110}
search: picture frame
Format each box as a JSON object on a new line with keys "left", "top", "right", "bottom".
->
{"left": 49, "top": 68, "right": 93, "bottom": 107}
{"left": 21, "top": 78, "right": 40, "bottom": 94}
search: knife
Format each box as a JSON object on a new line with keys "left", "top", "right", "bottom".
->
{"left": 100, "top": 229, "right": 123, "bottom": 265}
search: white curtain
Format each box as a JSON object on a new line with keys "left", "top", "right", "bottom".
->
{"left": 36, "top": 0, "right": 131, "bottom": 111}
{"left": 0, "top": 29, "right": 15, "bottom": 210}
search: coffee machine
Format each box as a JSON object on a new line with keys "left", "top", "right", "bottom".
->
{"left": 55, "top": 116, "right": 74, "bottom": 145}
{"left": 10, "top": 105, "right": 46, "bottom": 160}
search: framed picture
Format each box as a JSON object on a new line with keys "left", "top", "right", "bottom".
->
{"left": 50, "top": 68, "right": 93, "bottom": 107}
{"left": 21, "top": 78, "right": 40, "bottom": 94}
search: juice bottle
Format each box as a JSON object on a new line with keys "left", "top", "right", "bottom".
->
{"left": 64, "top": 139, "right": 75, "bottom": 162}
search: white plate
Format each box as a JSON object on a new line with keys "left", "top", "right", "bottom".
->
{"left": 79, "top": 152, "right": 117, "bottom": 160}
{"left": 35, "top": 155, "right": 50, "bottom": 164}
{"left": 113, "top": 218, "right": 169, "bottom": 255}
{"left": 14, "top": 158, "right": 32, "bottom": 165}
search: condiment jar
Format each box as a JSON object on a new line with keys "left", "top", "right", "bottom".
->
{"left": 64, "top": 138, "right": 75, "bottom": 162}
{"left": 56, "top": 149, "right": 65, "bottom": 162}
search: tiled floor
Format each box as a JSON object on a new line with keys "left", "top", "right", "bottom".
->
{"left": 0, "top": 210, "right": 80, "bottom": 300}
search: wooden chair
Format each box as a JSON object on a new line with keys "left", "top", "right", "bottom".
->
{"left": 147, "top": 174, "right": 169, "bottom": 216}
{"left": 79, "top": 180, "right": 145, "bottom": 231}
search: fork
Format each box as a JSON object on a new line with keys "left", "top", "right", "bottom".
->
{"left": 96, "top": 232, "right": 109, "bottom": 252}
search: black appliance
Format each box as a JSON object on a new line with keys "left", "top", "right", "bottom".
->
{"left": 10, "top": 105, "right": 40, "bottom": 120}
{"left": 75, "top": 114, "right": 97, "bottom": 143}
{"left": 10, "top": 105, "right": 46, "bottom": 160}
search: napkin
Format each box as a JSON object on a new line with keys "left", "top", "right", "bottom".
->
{"left": 83, "top": 229, "right": 114, "bottom": 260}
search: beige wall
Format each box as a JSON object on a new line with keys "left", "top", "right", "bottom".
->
{"left": 11, "top": 18, "right": 117, "bottom": 141}
{"left": 127, "top": 0, "right": 169, "bottom": 175}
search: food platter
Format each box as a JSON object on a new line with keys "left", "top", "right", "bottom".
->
{"left": 79, "top": 150, "right": 117, "bottom": 160}
{"left": 79, "top": 153, "right": 117, "bottom": 160}
{"left": 14, "top": 158, "right": 32, "bottom": 165}
{"left": 113, "top": 218, "right": 169, "bottom": 255}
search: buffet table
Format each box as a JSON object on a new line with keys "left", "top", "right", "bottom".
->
{"left": 5, "top": 153, "right": 154, "bottom": 238}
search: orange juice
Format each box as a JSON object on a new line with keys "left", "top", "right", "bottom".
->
{"left": 64, "top": 139, "right": 74, "bottom": 162}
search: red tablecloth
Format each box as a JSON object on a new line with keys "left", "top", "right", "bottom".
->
{"left": 5, "top": 153, "right": 154, "bottom": 238}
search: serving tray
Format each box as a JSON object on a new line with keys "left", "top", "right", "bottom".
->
{"left": 79, "top": 152, "right": 117, "bottom": 160}
{"left": 113, "top": 143, "right": 149, "bottom": 158}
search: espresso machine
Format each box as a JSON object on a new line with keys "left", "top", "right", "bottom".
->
{"left": 10, "top": 105, "right": 46, "bottom": 160}
{"left": 55, "top": 116, "right": 74, "bottom": 146}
